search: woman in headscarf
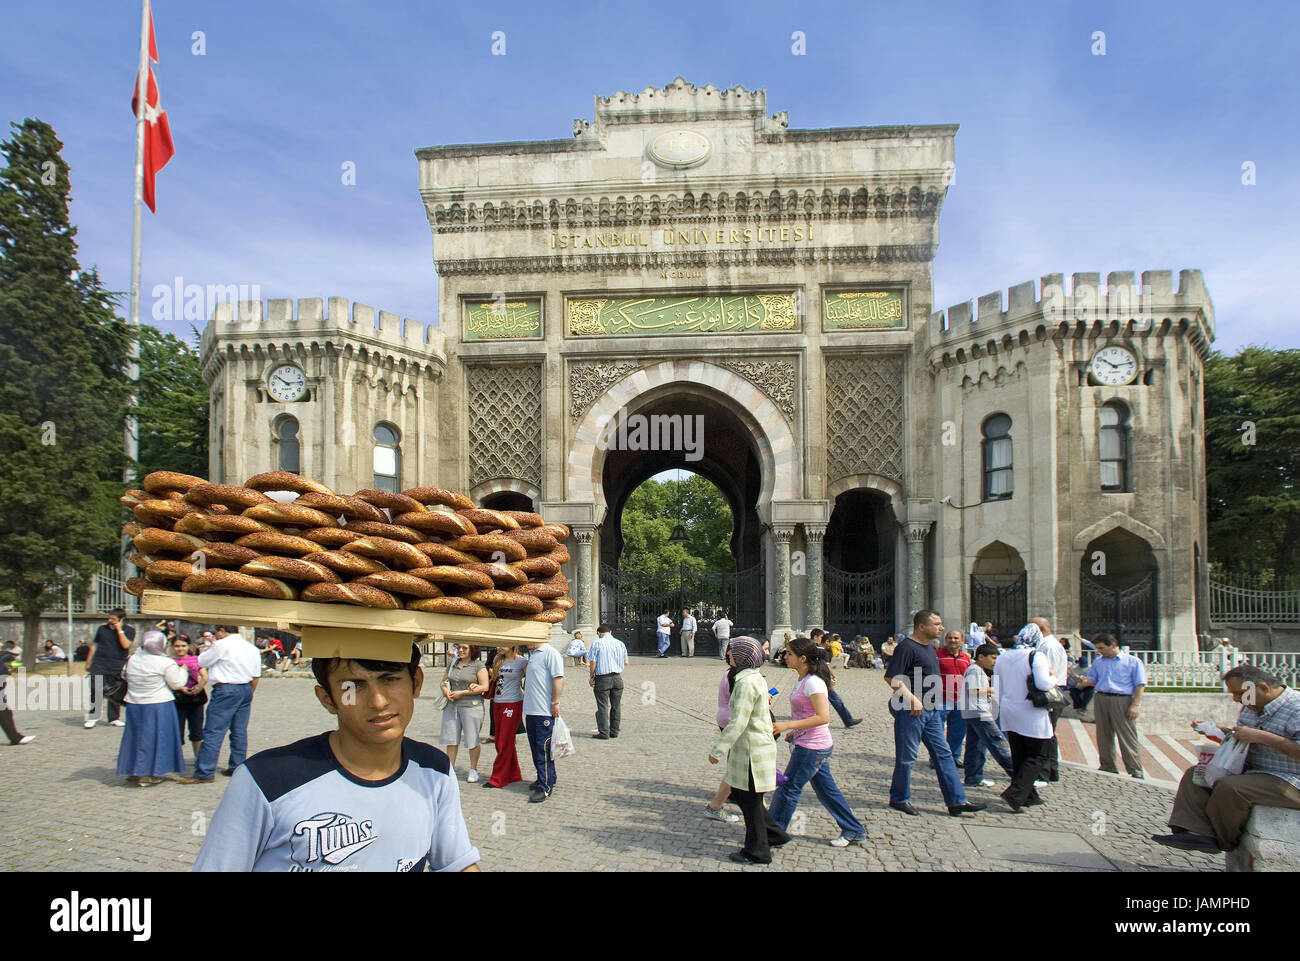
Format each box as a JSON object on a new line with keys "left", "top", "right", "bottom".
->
{"left": 991, "top": 622, "right": 1056, "bottom": 811}
{"left": 116, "top": 630, "right": 189, "bottom": 786}
{"left": 1014, "top": 622, "right": 1043, "bottom": 650}
{"left": 708, "top": 637, "right": 790, "bottom": 864}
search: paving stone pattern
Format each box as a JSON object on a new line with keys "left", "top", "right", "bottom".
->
{"left": 0, "top": 658, "right": 1221, "bottom": 872}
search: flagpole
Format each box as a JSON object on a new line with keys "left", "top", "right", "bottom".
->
{"left": 121, "top": 0, "right": 150, "bottom": 599}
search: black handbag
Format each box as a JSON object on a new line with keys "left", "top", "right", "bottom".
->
{"left": 1027, "top": 651, "right": 1066, "bottom": 709}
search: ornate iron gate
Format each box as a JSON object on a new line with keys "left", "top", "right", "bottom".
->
{"left": 970, "top": 572, "right": 1027, "bottom": 644}
{"left": 1080, "top": 570, "right": 1159, "bottom": 649}
{"left": 600, "top": 562, "right": 765, "bottom": 655}
{"left": 824, "top": 562, "right": 894, "bottom": 641}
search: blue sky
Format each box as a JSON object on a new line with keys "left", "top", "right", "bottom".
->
{"left": 1, "top": 0, "right": 1295, "bottom": 352}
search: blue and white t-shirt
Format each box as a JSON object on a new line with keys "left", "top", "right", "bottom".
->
{"left": 194, "top": 733, "right": 479, "bottom": 872}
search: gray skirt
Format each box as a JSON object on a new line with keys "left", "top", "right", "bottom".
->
{"left": 440, "top": 700, "right": 485, "bottom": 749}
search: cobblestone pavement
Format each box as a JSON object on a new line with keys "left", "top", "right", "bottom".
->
{"left": 0, "top": 657, "right": 1222, "bottom": 872}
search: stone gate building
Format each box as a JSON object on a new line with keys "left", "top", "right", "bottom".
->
{"left": 200, "top": 78, "right": 1215, "bottom": 652}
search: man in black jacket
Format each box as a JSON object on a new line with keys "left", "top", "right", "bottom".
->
{"left": 85, "top": 608, "right": 134, "bottom": 728}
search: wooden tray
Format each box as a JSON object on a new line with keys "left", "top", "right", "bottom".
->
{"left": 140, "top": 589, "right": 550, "bottom": 661}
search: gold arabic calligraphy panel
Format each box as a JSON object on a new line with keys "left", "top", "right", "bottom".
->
{"left": 566, "top": 293, "right": 798, "bottom": 337}
{"left": 464, "top": 299, "right": 543, "bottom": 341}
{"left": 823, "top": 290, "right": 905, "bottom": 331}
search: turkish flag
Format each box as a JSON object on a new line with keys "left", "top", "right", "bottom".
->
{"left": 129, "top": 3, "right": 173, "bottom": 213}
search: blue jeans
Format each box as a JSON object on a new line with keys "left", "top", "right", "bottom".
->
{"left": 937, "top": 703, "right": 967, "bottom": 761}
{"left": 770, "top": 744, "right": 866, "bottom": 841}
{"left": 962, "top": 717, "right": 1015, "bottom": 784}
{"left": 889, "top": 706, "right": 966, "bottom": 807}
{"left": 194, "top": 682, "right": 252, "bottom": 779}
{"left": 827, "top": 688, "right": 854, "bottom": 725}
{"left": 525, "top": 714, "right": 556, "bottom": 793}
{"left": 656, "top": 632, "right": 670, "bottom": 655}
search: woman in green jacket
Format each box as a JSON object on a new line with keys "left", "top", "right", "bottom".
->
{"left": 709, "top": 637, "right": 791, "bottom": 864}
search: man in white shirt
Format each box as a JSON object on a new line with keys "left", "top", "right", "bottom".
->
{"left": 656, "top": 611, "right": 673, "bottom": 658}
{"left": 713, "top": 613, "right": 733, "bottom": 659}
{"left": 179, "top": 625, "right": 262, "bottom": 783}
{"left": 680, "top": 609, "right": 698, "bottom": 658}
{"left": 1030, "top": 616, "right": 1069, "bottom": 781}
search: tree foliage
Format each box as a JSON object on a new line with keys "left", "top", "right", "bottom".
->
{"left": 137, "top": 323, "right": 208, "bottom": 478}
{"left": 619, "top": 474, "right": 734, "bottom": 575}
{"left": 1204, "top": 346, "right": 1300, "bottom": 587}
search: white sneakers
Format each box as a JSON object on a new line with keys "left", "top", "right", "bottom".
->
{"left": 830, "top": 835, "right": 866, "bottom": 847}
{"left": 975, "top": 779, "right": 995, "bottom": 787}
{"left": 467, "top": 769, "right": 480, "bottom": 783}
{"left": 83, "top": 720, "right": 96, "bottom": 729}
{"left": 17, "top": 735, "right": 35, "bottom": 744}
{"left": 110, "top": 720, "right": 125, "bottom": 727}
{"left": 704, "top": 805, "right": 739, "bottom": 823}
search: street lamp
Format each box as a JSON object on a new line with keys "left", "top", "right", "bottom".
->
{"left": 54, "top": 565, "right": 74, "bottom": 677}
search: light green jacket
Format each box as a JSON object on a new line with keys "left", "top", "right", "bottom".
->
{"left": 710, "top": 667, "right": 777, "bottom": 793}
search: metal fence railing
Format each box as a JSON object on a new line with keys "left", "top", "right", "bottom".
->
{"left": 44, "top": 563, "right": 139, "bottom": 615}
{"left": 1209, "top": 579, "right": 1300, "bottom": 623}
{"left": 1079, "top": 650, "right": 1300, "bottom": 689}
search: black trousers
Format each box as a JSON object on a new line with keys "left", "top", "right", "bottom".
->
{"left": 728, "top": 771, "right": 790, "bottom": 862}
{"left": 593, "top": 674, "right": 624, "bottom": 737}
{"left": 89, "top": 674, "right": 127, "bottom": 723}
{"left": 0, "top": 708, "right": 22, "bottom": 744}
{"left": 1004, "top": 731, "right": 1052, "bottom": 807}
{"left": 1046, "top": 697, "right": 1067, "bottom": 781}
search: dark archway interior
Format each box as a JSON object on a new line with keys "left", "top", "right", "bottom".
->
{"left": 972, "top": 540, "right": 1026, "bottom": 584}
{"left": 825, "top": 489, "right": 895, "bottom": 572}
{"left": 481, "top": 491, "right": 534, "bottom": 512}
{"left": 1080, "top": 528, "right": 1157, "bottom": 589}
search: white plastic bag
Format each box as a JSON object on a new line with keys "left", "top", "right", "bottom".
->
{"left": 552, "top": 715, "right": 575, "bottom": 759}
{"left": 1203, "top": 736, "right": 1248, "bottom": 787}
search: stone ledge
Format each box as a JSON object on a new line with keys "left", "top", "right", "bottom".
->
{"left": 1226, "top": 805, "right": 1300, "bottom": 873}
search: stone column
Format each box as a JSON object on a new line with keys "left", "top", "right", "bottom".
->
{"left": 905, "top": 522, "right": 932, "bottom": 617}
{"left": 772, "top": 525, "right": 795, "bottom": 642}
{"left": 804, "top": 523, "right": 826, "bottom": 630}
{"left": 572, "top": 525, "right": 597, "bottom": 638}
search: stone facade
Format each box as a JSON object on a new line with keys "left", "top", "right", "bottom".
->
{"left": 200, "top": 78, "right": 1213, "bottom": 651}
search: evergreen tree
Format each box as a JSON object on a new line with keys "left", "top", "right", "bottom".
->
{"left": 137, "top": 323, "right": 208, "bottom": 478}
{"left": 0, "top": 119, "right": 131, "bottom": 665}
{"left": 620, "top": 475, "right": 734, "bottom": 575}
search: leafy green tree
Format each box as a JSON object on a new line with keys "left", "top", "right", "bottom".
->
{"left": 0, "top": 119, "right": 131, "bottom": 665}
{"left": 1204, "top": 347, "right": 1300, "bottom": 587}
{"left": 620, "top": 475, "right": 734, "bottom": 575}
{"left": 137, "top": 324, "right": 208, "bottom": 477}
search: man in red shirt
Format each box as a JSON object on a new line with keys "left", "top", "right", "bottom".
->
{"left": 936, "top": 630, "right": 972, "bottom": 767}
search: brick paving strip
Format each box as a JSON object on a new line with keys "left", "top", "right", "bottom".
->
{"left": 0, "top": 659, "right": 1220, "bottom": 872}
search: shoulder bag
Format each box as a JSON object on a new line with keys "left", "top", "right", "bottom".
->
{"left": 1027, "top": 651, "right": 1067, "bottom": 709}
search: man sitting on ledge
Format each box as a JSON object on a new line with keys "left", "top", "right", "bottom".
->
{"left": 1151, "top": 664, "right": 1300, "bottom": 853}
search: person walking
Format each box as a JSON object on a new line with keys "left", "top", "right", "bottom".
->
{"left": 680, "top": 609, "right": 697, "bottom": 658}
{"left": 1030, "top": 617, "right": 1069, "bottom": 781}
{"left": 884, "top": 610, "right": 986, "bottom": 817}
{"left": 178, "top": 625, "right": 260, "bottom": 784}
{"left": 85, "top": 608, "right": 134, "bottom": 729}
{"left": 440, "top": 644, "right": 489, "bottom": 782}
{"left": 484, "top": 645, "right": 526, "bottom": 789}
{"left": 1075, "top": 632, "right": 1146, "bottom": 778}
{"left": 809, "top": 629, "right": 861, "bottom": 727}
{"left": 936, "top": 629, "right": 971, "bottom": 764}
{"left": 523, "top": 639, "right": 565, "bottom": 802}
{"left": 170, "top": 636, "right": 208, "bottom": 762}
{"left": 992, "top": 630, "right": 1056, "bottom": 811}
{"left": 709, "top": 637, "right": 790, "bottom": 864}
{"left": 961, "top": 643, "right": 1015, "bottom": 787}
{"left": 769, "top": 637, "right": 868, "bottom": 847}
{"left": 704, "top": 647, "right": 742, "bottom": 824}
{"left": 713, "top": 612, "right": 733, "bottom": 658}
{"left": 587, "top": 624, "right": 627, "bottom": 740}
{"left": 116, "top": 630, "right": 189, "bottom": 786}
{"left": 0, "top": 651, "right": 35, "bottom": 745}
{"left": 656, "top": 611, "right": 673, "bottom": 658}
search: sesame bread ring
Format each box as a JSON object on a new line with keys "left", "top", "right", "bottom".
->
{"left": 293, "top": 492, "right": 386, "bottom": 523}
{"left": 300, "top": 527, "right": 364, "bottom": 548}
{"left": 456, "top": 509, "right": 521, "bottom": 533}
{"left": 188, "top": 543, "right": 261, "bottom": 568}
{"left": 407, "top": 565, "right": 495, "bottom": 591}
{"left": 181, "top": 569, "right": 297, "bottom": 600}
{"left": 515, "top": 580, "right": 567, "bottom": 601}
{"left": 463, "top": 590, "right": 544, "bottom": 615}
{"left": 128, "top": 552, "right": 157, "bottom": 570}
{"left": 354, "top": 572, "right": 443, "bottom": 598}
{"left": 501, "top": 510, "right": 544, "bottom": 529}
{"left": 119, "top": 489, "right": 148, "bottom": 507}
{"left": 134, "top": 528, "right": 207, "bottom": 556}
{"left": 142, "top": 471, "right": 206, "bottom": 495}
{"left": 407, "top": 596, "right": 495, "bottom": 618}
{"left": 393, "top": 510, "right": 477, "bottom": 538}
{"left": 234, "top": 531, "right": 324, "bottom": 557}
{"left": 545, "top": 545, "right": 571, "bottom": 565}
{"left": 547, "top": 596, "right": 575, "bottom": 610}
{"left": 244, "top": 471, "right": 333, "bottom": 496}
{"left": 444, "top": 534, "right": 527, "bottom": 562}
{"left": 511, "top": 556, "right": 560, "bottom": 579}
{"left": 353, "top": 489, "right": 424, "bottom": 516}
{"left": 461, "top": 562, "right": 528, "bottom": 587}
{"left": 537, "top": 524, "right": 570, "bottom": 543}
{"left": 403, "top": 487, "right": 475, "bottom": 511}
{"left": 240, "top": 556, "right": 341, "bottom": 584}
{"left": 340, "top": 521, "right": 424, "bottom": 544}
{"left": 527, "top": 608, "right": 571, "bottom": 624}
{"left": 124, "top": 576, "right": 150, "bottom": 597}
{"left": 175, "top": 513, "right": 278, "bottom": 538}
{"left": 243, "top": 502, "right": 340, "bottom": 530}
{"left": 131, "top": 505, "right": 176, "bottom": 529}
{"left": 302, "top": 550, "right": 388, "bottom": 577}
{"left": 414, "top": 542, "right": 479, "bottom": 566}
{"left": 134, "top": 498, "right": 199, "bottom": 523}
{"left": 184, "top": 483, "right": 274, "bottom": 511}
{"left": 300, "top": 582, "right": 400, "bottom": 609}
{"left": 342, "top": 536, "right": 428, "bottom": 570}
{"left": 121, "top": 521, "right": 144, "bottom": 539}
{"left": 502, "top": 529, "right": 559, "bottom": 555}
{"left": 145, "top": 560, "right": 196, "bottom": 584}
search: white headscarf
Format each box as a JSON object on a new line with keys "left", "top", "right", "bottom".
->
{"left": 1015, "top": 623, "right": 1043, "bottom": 650}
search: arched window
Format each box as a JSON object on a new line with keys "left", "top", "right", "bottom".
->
{"left": 1099, "top": 402, "right": 1130, "bottom": 492}
{"left": 373, "top": 423, "right": 401, "bottom": 492}
{"left": 274, "top": 416, "right": 300, "bottom": 474}
{"left": 982, "top": 414, "right": 1013, "bottom": 501}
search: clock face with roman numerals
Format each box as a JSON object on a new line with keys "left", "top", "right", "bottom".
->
{"left": 267, "top": 365, "right": 307, "bottom": 402}
{"left": 1089, "top": 346, "right": 1138, "bottom": 386}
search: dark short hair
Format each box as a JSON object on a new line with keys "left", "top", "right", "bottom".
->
{"left": 809, "top": 627, "right": 824, "bottom": 639}
{"left": 913, "top": 609, "right": 940, "bottom": 628}
{"left": 1223, "top": 664, "right": 1282, "bottom": 689}
{"left": 975, "top": 643, "right": 1000, "bottom": 659}
{"left": 596, "top": 623, "right": 611, "bottom": 634}
{"left": 311, "top": 643, "right": 422, "bottom": 697}
{"left": 1092, "top": 632, "right": 1118, "bottom": 648}
{"left": 109, "top": 608, "right": 126, "bottom": 619}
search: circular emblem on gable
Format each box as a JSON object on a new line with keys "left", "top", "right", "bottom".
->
{"left": 648, "top": 130, "right": 712, "bottom": 169}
